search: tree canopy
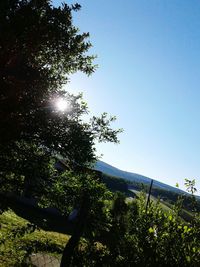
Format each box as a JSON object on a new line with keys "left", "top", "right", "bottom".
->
{"left": 0, "top": 0, "right": 122, "bottom": 187}
{"left": 0, "top": 0, "right": 94, "bottom": 142}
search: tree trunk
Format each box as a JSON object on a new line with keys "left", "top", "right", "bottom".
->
{"left": 60, "top": 193, "right": 90, "bottom": 267}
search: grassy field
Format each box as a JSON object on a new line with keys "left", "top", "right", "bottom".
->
{"left": 0, "top": 209, "right": 69, "bottom": 266}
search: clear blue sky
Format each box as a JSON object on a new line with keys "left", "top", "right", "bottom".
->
{"left": 53, "top": 0, "right": 200, "bottom": 192}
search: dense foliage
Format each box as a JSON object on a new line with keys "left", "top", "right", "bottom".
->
{"left": 1, "top": 192, "right": 200, "bottom": 267}
{"left": 0, "top": 0, "right": 121, "bottom": 200}
{"left": 0, "top": 1, "right": 122, "bottom": 265}
{"left": 0, "top": 0, "right": 95, "bottom": 143}
{"left": 70, "top": 192, "right": 200, "bottom": 267}
{"left": 101, "top": 173, "right": 135, "bottom": 197}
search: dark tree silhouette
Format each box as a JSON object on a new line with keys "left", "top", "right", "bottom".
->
{"left": 0, "top": 1, "right": 122, "bottom": 265}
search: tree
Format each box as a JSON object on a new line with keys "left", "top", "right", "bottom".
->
{"left": 184, "top": 179, "right": 197, "bottom": 196}
{"left": 0, "top": 1, "right": 122, "bottom": 265}
{"left": 0, "top": 0, "right": 95, "bottom": 144}
{"left": 0, "top": 0, "right": 122, "bottom": 191}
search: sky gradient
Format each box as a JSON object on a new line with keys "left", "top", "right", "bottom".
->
{"left": 53, "top": 0, "right": 200, "bottom": 192}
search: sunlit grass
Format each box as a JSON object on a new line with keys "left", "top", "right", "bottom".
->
{"left": 0, "top": 209, "right": 69, "bottom": 266}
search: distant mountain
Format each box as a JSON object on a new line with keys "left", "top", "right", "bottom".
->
{"left": 95, "top": 161, "right": 186, "bottom": 195}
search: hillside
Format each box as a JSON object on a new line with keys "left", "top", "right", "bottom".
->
{"left": 95, "top": 161, "right": 200, "bottom": 216}
{"left": 95, "top": 161, "right": 186, "bottom": 194}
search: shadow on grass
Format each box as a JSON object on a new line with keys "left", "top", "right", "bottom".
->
{"left": 0, "top": 194, "right": 74, "bottom": 235}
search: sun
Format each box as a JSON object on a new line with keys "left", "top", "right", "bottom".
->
{"left": 55, "top": 98, "right": 69, "bottom": 112}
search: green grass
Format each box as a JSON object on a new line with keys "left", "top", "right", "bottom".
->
{"left": 0, "top": 209, "right": 69, "bottom": 266}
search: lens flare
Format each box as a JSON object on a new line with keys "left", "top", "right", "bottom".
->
{"left": 55, "top": 98, "right": 69, "bottom": 112}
